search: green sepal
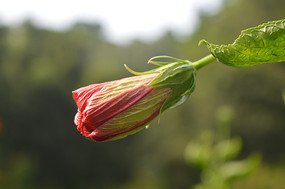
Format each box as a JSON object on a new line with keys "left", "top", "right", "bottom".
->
{"left": 147, "top": 63, "right": 193, "bottom": 87}
{"left": 147, "top": 60, "right": 196, "bottom": 112}
{"left": 125, "top": 56, "right": 197, "bottom": 113}
{"left": 182, "top": 72, "right": 196, "bottom": 96}
{"left": 148, "top": 55, "right": 190, "bottom": 66}
{"left": 160, "top": 69, "right": 196, "bottom": 112}
{"left": 124, "top": 64, "right": 159, "bottom": 75}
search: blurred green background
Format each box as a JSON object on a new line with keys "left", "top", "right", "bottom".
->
{"left": 0, "top": 0, "right": 284, "bottom": 188}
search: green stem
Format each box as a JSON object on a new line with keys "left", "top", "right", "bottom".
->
{"left": 191, "top": 54, "right": 216, "bottom": 70}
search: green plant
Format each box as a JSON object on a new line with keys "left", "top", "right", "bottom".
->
{"left": 195, "top": 19, "right": 285, "bottom": 68}
{"left": 184, "top": 106, "right": 261, "bottom": 189}
{"left": 72, "top": 19, "right": 284, "bottom": 142}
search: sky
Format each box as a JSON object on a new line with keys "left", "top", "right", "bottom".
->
{"left": 0, "top": 0, "right": 222, "bottom": 44}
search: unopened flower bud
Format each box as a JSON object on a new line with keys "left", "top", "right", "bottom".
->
{"left": 72, "top": 56, "right": 196, "bottom": 142}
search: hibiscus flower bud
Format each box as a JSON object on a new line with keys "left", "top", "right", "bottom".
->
{"left": 72, "top": 56, "right": 196, "bottom": 142}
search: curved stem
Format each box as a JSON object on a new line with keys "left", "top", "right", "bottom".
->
{"left": 192, "top": 54, "right": 216, "bottom": 70}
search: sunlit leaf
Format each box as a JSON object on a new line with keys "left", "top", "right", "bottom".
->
{"left": 201, "top": 19, "right": 285, "bottom": 67}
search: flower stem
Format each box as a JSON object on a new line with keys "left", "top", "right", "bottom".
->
{"left": 191, "top": 54, "right": 216, "bottom": 70}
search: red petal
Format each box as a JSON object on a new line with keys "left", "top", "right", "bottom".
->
{"left": 72, "top": 83, "right": 106, "bottom": 112}
{"left": 89, "top": 108, "right": 160, "bottom": 142}
{"left": 74, "top": 110, "right": 82, "bottom": 126}
{"left": 82, "top": 84, "right": 154, "bottom": 129}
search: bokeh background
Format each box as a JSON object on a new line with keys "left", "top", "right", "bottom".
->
{"left": 0, "top": 0, "right": 284, "bottom": 188}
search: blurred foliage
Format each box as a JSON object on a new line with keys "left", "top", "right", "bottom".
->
{"left": 0, "top": 0, "right": 284, "bottom": 188}
{"left": 185, "top": 106, "right": 261, "bottom": 189}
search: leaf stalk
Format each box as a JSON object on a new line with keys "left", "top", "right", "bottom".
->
{"left": 192, "top": 54, "right": 216, "bottom": 70}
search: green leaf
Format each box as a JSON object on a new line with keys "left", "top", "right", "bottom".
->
{"left": 184, "top": 131, "right": 214, "bottom": 170}
{"left": 200, "top": 19, "right": 285, "bottom": 67}
{"left": 215, "top": 137, "right": 242, "bottom": 161}
{"left": 220, "top": 154, "right": 261, "bottom": 181}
